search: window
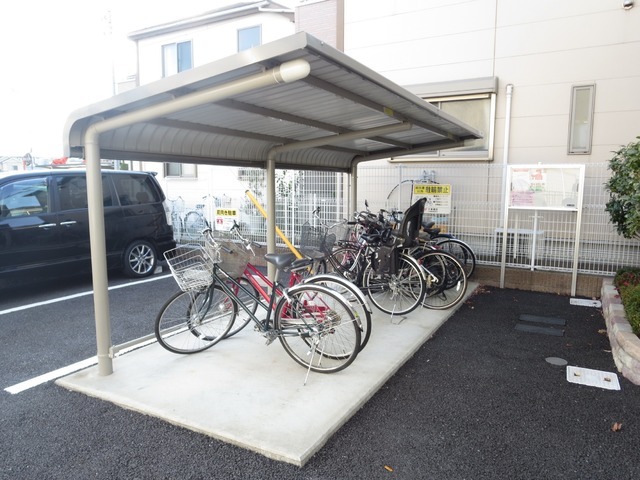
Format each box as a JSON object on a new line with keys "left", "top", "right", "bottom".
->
{"left": 111, "top": 174, "right": 159, "bottom": 206}
{"left": 390, "top": 92, "right": 495, "bottom": 162}
{"left": 238, "top": 26, "right": 261, "bottom": 51}
{"left": 568, "top": 84, "right": 595, "bottom": 154}
{"left": 56, "top": 175, "right": 113, "bottom": 210}
{"left": 0, "top": 177, "right": 49, "bottom": 217}
{"left": 164, "top": 163, "right": 197, "bottom": 178}
{"left": 162, "top": 41, "right": 193, "bottom": 77}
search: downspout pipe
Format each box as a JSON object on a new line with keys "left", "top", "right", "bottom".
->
{"left": 499, "top": 83, "right": 514, "bottom": 288}
{"left": 83, "top": 59, "right": 311, "bottom": 376}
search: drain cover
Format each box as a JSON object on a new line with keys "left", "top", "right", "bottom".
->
{"left": 519, "top": 314, "right": 566, "bottom": 326}
{"left": 566, "top": 366, "right": 620, "bottom": 390}
{"left": 515, "top": 323, "right": 565, "bottom": 336}
{"left": 546, "top": 357, "right": 568, "bottom": 366}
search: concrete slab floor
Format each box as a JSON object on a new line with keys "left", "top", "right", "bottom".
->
{"left": 57, "top": 283, "right": 477, "bottom": 467}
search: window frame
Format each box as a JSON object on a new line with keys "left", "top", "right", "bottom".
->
{"left": 237, "top": 25, "right": 262, "bottom": 52}
{"left": 389, "top": 92, "right": 496, "bottom": 163}
{"left": 164, "top": 163, "right": 197, "bottom": 179}
{"left": 161, "top": 40, "right": 193, "bottom": 77}
{"left": 567, "top": 84, "right": 595, "bottom": 155}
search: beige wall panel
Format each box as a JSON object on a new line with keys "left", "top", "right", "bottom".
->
{"left": 345, "top": 0, "right": 495, "bottom": 49}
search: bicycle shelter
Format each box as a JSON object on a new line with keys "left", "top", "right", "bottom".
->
{"left": 63, "top": 32, "right": 481, "bottom": 376}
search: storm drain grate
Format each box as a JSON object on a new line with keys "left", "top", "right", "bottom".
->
{"left": 515, "top": 314, "right": 566, "bottom": 336}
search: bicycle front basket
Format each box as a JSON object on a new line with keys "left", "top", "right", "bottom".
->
{"left": 299, "top": 224, "right": 326, "bottom": 259}
{"left": 212, "top": 232, "right": 255, "bottom": 278}
{"left": 164, "top": 245, "right": 214, "bottom": 292}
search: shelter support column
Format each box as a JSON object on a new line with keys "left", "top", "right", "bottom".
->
{"left": 85, "top": 130, "right": 113, "bottom": 376}
{"left": 266, "top": 154, "right": 277, "bottom": 280}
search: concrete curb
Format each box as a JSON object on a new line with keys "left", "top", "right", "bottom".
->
{"left": 601, "top": 278, "right": 640, "bottom": 386}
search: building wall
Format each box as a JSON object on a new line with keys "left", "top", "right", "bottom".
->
{"left": 128, "top": 7, "right": 295, "bottom": 206}
{"left": 136, "top": 12, "right": 295, "bottom": 85}
{"left": 295, "top": 0, "right": 343, "bottom": 50}
{"left": 343, "top": 0, "right": 640, "bottom": 166}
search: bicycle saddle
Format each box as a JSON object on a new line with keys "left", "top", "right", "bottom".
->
{"left": 264, "top": 253, "right": 312, "bottom": 271}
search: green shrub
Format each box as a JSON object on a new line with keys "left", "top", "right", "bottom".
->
{"left": 614, "top": 267, "right": 640, "bottom": 296}
{"left": 605, "top": 137, "right": 640, "bottom": 239}
{"left": 621, "top": 284, "right": 640, "bottom": 336}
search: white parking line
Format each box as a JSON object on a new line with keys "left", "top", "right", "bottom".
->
{"left": 0, "top": 274, "right": 173, "bottom": 316}
{"left": 3, "top": 274, "right": 172, "bottom": 393}
{"left": 5, "top": 357, "right": 98, "bottom": 394}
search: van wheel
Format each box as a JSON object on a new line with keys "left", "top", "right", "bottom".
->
{"left": 123, "top": 240, "right": 157, "bottom": 278}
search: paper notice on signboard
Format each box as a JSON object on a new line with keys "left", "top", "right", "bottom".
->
{"left": 413, "top": 184, "right": 452, "bottom": 214}
{"left": 215, "top": 208, "right": 239, "bottom": 231}
{"left": 509, "top": 166, "right": 581, "bottom": 210}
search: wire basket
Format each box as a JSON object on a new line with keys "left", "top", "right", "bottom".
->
{"left": 328, "top": 220, "right": 351, "bottom": 243}
{"left": 208, "top": 232, "right": 254, "bottom": 278}
{"left": 299, "top": 224, "right": 336, "bottom": 259}
{"left": 164, "top": 245, "right": 214, "bottom": 292}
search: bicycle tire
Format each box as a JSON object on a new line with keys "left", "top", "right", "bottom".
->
{"left": 327, "top": 245, "right": 365, "bottom": 285}
{"left": 434, "top": 238, "right": 476, "bottom": 278}
{"left": 223, "top": 276, "right": 260, "bottom": 339}
{"left": 363, "top": 253, "right": 426, "bottom": 315}
{"left": 183, "top": 211, "right": 209, "bottom": 240}
{"left": 275, "top": 284, "right": 361, "bottom": 373}
{"left": 155, "top": 286, "right": 236, "bottom": 354}
{"left": 415, "top": 250, "right": 468, "bottom": 310}
{"left": 304, "top": 273, "right": 373, "bottom": 350}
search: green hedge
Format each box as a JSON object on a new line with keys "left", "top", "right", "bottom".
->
{"left": 614, "top": 267, "right": 640, "bottom": 335}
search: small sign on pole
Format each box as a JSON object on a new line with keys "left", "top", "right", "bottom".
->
{"left": 413, "top": 183, "right": 452, "bottom": 215}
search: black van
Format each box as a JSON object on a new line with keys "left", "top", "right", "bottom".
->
{"left": 0, "top": 169, "right": 175, "bottom": 288}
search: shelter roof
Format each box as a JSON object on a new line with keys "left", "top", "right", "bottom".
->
{"left": 64, "top": 32, "right": 481, "bottom": 173}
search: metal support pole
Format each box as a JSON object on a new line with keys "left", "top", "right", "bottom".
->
{"left": 85, "top": 133, "right": 113, "bottom": 376}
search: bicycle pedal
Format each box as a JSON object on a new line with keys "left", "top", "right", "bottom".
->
{"left": 263, "top": 330, "right": 278, "bottom": 346}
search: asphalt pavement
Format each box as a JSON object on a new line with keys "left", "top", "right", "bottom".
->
{"left": 2, "top": 285, "right": 639, "bottom": 479}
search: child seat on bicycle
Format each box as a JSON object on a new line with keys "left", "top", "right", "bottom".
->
{"left": 397, "top": 197, "right": 427, "bottom": 248}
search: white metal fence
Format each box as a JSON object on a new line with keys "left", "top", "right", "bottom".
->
{"left": 357, "top": 162, "right": 638, "bottom": 276}
{"left": 171, "top": 162, "right": 638, "bottom": 277}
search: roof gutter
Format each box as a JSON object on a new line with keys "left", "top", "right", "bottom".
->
{"left": 83, "top": 59, "right": 311, "bottom": 377}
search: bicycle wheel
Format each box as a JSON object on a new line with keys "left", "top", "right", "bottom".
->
{"left": 155, "top": 286, "right": 236, "bottom": 354}
{"left": 183, "top": 211, "right": 208, "bottom": 240}
{"left": 327, "top": 245, "right": 365, "bottom": 285}
{"left": 363, "top": 253, "right": 425, "bottom": 315}
{"left": 304, "top": 273, "right": 373, "bottom": 350}
{"left": 275, "top": 284, "right": 361, "bottom": 373}
{"left": 434, "top": 238, "right": 476, "bottom": 278}
{"left": 223, "top": 276, "right": 260, "bottom": 339}
{"left": 416, "top": 250, "right": 468, "bottom": 310}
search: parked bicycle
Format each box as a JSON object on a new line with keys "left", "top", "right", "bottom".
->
{"left": 386, "top": 209, "right": 477, "bottom": 278}
{"left": 155, "top": 228, "right": 363, "bottom": 379}
{"left": 327, "top": 199, "right": 467, "bottom": 311}
{"left": 325, "top": 203, "right": 427, "bottom": 316}
{"left": 182, "top": 195, "right": 221, "bottom": 241}
{"left": 219, "top": 221, "right": 373, "bottom": 350}
{"left": 168, "top": 196, "right": 185, "bottom": 243}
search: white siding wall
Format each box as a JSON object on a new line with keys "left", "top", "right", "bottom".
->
{"left": 132, "top": 11, "right": 294, "bottom": 206}
{"left": 344, "top": 0, "right": 640, "bottom": 166}
{"left": 136, "top": 13, "right": 295, "bottom": 85}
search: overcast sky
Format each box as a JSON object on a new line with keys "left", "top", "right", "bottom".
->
{"left": 0, "top": 0, "right": 296, "bottom": 158}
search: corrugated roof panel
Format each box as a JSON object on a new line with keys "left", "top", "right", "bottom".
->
{"left": 65, "top": 32, "right": 481, "bottom": 172}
